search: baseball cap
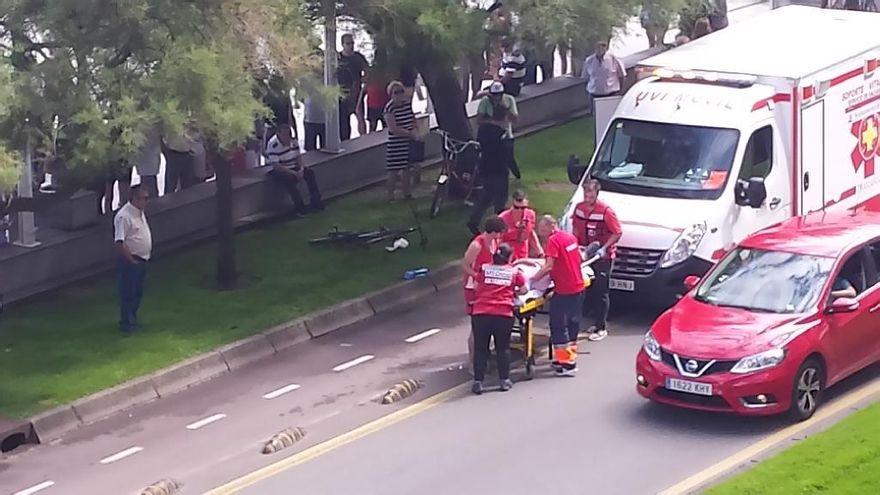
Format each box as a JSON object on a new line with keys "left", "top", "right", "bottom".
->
{"left": 489, "top": 81, "right": 504, "bottom": 94}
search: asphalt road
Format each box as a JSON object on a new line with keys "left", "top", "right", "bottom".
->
{"left": 3, "top": 2, "right": 803, "bottom": 494}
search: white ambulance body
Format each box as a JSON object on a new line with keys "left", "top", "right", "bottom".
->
{"left": 562, "top": 5, "right": 880, "bottom": 305}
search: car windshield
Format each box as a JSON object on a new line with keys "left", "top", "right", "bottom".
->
{"left": 694, "top": 248, "right": 835, "bottom": 314}
{"left": 590, "top": 119, "right": 740, "bottom": 200}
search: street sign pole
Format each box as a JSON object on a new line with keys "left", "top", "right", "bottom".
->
{"left": 13, "top": 131, "right": 40, "bottom": 248}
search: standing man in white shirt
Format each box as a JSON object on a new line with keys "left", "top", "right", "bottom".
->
{"left": 580, "top": 41, "right": 626, "bottom": 115}
{"left": 114, "top": 185, "right": 152, "bottom": 334}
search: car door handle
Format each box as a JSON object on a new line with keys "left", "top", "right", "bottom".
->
{"left": 769, "top": 197, "right": 782, "bottom": 209}
{"left": 870, "top": 303, "right": 880, "bottom": 313}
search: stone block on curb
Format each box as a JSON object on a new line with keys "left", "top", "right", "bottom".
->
{"left": 219, "top": 334, "right": 277, "bottom": 371}
{"left": 71, "top": 377, "right": 159, "bottom": 425}
{"left": 263, "top": 318, "right": 310, "bottom": 352}
{"left": 151, "top": 353, "right": 230, "bottom": 397}
{"left": 430, "top": 260, "right": 462, "bottom": 291}
{"left": 31, "top": 406, "right": 82, "bottom": 444}
{"left": 305, "top": 298, "right": 375, "bottom": 338}
{"left": 366, "top": 277, "right": 437, "bottom": 314}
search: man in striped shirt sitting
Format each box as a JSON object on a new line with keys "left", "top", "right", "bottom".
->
{"left": 266, "top": 124, "right": 324, "bottom": 215}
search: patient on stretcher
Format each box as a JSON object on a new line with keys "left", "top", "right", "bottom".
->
{"left": 512, "top": 253, "right": 595, "bottom": 307}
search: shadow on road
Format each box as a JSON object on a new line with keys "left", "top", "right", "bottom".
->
{"left": 627, "top": 363, "right": 880, "bottom": 437}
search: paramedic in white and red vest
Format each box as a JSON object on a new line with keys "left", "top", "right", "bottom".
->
{"left": 572, "top": 179, "right": 622, "bottom": 343}
{"left": 499, "top": 190, "right": 544, "bottom": 261}
{"left": 532, "top": 215, "right": 585, "bottom": 376}
{"left": 462, "top": 215, "right": 508, "bottom": 373}
{"left": 470, "top": 243, "right": 527, "bottom": 395}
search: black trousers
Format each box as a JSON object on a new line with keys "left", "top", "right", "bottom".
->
{"left": 584, "top": 259, "right": 613, "bottom": 330}
{"left": 339, "top": 100, "right": 355, "bottom": 141}
{"left": 502, "top": 138, "right": 521, "bottom": 179}
{"left": 304, "top": 122, "right": 325, "bottom": 152}
{"left": 471, "top": 314, "right": 514, "bottom": 382}
{"left": 467, "top": 174, "right": 509, "bottom": 232}
{"left": 164, "top": 149, "right": 196, "bottom": 194}
{"left": 268, "top": 168, "right": 322, "bottom": 211}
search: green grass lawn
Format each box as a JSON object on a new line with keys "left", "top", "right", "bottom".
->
{"left": 0, "top": 118, "right": 595, "bottom": 419}
{"left": 706, "top": 401, "right": 880, "bottom": 495}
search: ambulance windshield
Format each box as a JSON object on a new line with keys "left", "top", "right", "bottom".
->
{"left": 590, "top": 119, "right": 740, "bottom": 200}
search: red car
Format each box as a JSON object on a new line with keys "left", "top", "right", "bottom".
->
{"left": 636, "top": 210, "right": 880, "bottom": 421}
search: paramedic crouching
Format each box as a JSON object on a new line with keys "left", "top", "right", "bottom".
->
{"left": 532, "top": 215, "right": 585, "bottom": 376}
{"left": 470, "top": 243, "right": 528, "bottom": 395}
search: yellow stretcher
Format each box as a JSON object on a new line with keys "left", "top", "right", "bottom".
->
{"left": 510, "top": 255, "right": 597, "bottom": 380}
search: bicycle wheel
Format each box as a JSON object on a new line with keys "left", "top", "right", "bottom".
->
{"left": 308, "top": 231, "right": 358, "bottom": 245}
{"left": 430, "top": 167, "right": 450, "bottom": 219}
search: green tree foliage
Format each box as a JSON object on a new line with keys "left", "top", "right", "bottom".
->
{"left": 0, "top": 59, "right": 19, "bottom": 193}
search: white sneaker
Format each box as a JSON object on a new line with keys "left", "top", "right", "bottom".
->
{"left": 555, "top": 367, "right": 578, "bottom": 377}
{"left": 588, "top": 329, "right": 608, "bottom": 342}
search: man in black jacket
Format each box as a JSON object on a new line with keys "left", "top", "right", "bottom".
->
{"left": 466, "top": 123, "right": 510, "bottom": 235}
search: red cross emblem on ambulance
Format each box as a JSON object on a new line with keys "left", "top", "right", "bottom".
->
{"left": 851, "top": 113, "right": 880, "bottom": 178}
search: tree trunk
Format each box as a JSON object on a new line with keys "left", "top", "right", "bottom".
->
{"left": 212, "top": 147, "right": 238, "bottom": 290}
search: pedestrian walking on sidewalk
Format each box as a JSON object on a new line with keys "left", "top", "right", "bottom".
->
{"left": 532, "top": 215, "right": 585, "bottom": 376}
{"left": 573, "top": 179, "right": 622, "bottom": 342}
{"left": 470, "top": 243, "right": 527, "bottom": 394}
{"left": 114, "top": 185, "right": 152, "bottom": 334}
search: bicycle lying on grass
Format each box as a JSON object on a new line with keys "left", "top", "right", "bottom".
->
{"left": 308, "top": 199, "right": 429, "bottom": 249}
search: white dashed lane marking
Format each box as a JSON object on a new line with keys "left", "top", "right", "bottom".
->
{"left": 405, "top": 328, "right": 441, "bottom": 343}
{"left": 13, "top": 481, "right": 55, "bottom": 495}
{"left": 99, "top": 446, "right": 144, "bottom": 464}
{"left": 263, "top": 384, "right": 302, "bottom": 400}
{"left": 186, "top": 413, "right": 227, "bottom": 430}
{"left": 332, "top": 355, "right": 375, "bottom": 372}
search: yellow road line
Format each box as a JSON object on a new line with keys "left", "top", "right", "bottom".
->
{"left": 203, "top": 382, "right": 471, "bottom": 494}
{"left": 658, "top": 377, "right": 880, "bottom": 495}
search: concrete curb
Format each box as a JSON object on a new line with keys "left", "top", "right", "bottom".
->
{"left": 26, "top": 259, "right": 465, "bottom": 443}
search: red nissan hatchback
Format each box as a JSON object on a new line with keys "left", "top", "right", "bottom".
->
{"left": 636, "top": 210, "right": 880, "bottom": 421}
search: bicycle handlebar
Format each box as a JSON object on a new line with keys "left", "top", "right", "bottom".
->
{"left": 433, "top": 129, "right": 480, "bottom": 154}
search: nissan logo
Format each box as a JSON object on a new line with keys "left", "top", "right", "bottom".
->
{"left": 685, "top": 359, "right": 699, "bottom": 373}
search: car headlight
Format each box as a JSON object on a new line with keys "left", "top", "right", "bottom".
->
{"left": 660, "top": 222, "right": 707, "bottom": 268}
{"left": 643, "top": 331, "right": 661, "bottom": 361}
{"left": 730, "top": 348, "right": 786, "bottom": 374}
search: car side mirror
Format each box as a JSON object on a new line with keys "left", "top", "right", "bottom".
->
{"left": 567, "top": 154, "right": 587, "bottom": 185}
{"left": 827, "top": 297, "right": 860, "bottom": 314}
{"left": 683, "top": 275, "right": 701, "bottom": 290}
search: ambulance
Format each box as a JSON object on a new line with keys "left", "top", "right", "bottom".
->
{"left": 563, "top": 5, "right": 880, "bottom": 306}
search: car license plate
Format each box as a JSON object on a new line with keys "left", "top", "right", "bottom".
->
{"left": 666, "top": 378, "right": 713, "bottom": 396}
{"left": 609, "top": 278, "right": 635, "bottom": 291}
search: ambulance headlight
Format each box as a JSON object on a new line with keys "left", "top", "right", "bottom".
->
{"left": 660, "top": 222, "right": 707, "bottom": 268}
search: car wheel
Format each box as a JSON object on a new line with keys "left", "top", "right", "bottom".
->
{"left": 789, "top": 358, "right": 825, "bottom": 422}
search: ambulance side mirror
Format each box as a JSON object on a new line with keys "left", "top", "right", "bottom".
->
{"left": 734, "top": 178, "right": 767, "bottom": 209}
{"left": 567, "top": 154, "right": 587, "bottom": 185}
{"left": 746, "top": 178, "right": 767, "bottom": 209}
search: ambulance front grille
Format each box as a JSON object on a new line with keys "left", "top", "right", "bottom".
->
{"left": 613, "top": 248, "right": 665, "bottom": 276}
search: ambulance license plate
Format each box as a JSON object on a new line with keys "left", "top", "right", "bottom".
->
{"left": 609, "top": 278, "right": 634, "bottom": 291}
{"left": 666, "top": 378, "right": 713, "bottom": 396}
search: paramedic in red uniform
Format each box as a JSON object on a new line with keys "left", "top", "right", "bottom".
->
{"left": 462, "top": 215, "right": 508, "bottom": 373}
{"left": 533, "top": 215, "right": 585, "bottom": 376}
{"left": 470, "top": 243, "right": 528, "bottom": 395}
{"left": 499, "top": 190, "right": 544, "bottom": 260}
{"left": 572, "top": 179, "right": 622, "bottom": 342}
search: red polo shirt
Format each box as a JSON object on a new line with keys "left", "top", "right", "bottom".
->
{"left": 499, "top": 208, "right": 536, "bottom": 260}
{"left": 545, "top": 229, "right": 584, "bottom": 295}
